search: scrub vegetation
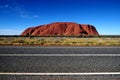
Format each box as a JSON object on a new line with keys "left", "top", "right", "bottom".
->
{"left": 0, "top": 36, "right": 120, "bottom": 46}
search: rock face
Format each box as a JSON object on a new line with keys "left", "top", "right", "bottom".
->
{"left": 21, "top": 22, "right": 99, "bottom": 36}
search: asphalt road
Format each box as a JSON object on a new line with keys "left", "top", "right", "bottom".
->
{"left": 0, "top": 46, "right": 120, "bottom": 80}
{"left": 0, "top": 46, "right": 120, "bottom": 54}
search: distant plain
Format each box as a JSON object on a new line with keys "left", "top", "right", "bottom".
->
{"left": 0, "top": 36, "right": 120, "bottom": 46}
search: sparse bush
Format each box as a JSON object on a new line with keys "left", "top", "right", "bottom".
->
{"left": 0, "top": 36, "right": 120, "bottom": 46}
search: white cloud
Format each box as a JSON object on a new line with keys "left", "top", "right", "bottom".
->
{"left": 20, "top": 11, "right": 29, "bottom": 18}
{"left": 0, "top": 29, "right": 22, "bottom": 35}
{"left": 0, "top": 1, "right": 39, "bottom": 19}
{"left": 33, "top": 15, "right": 39, "bottom": 18}
{"left": 4, "top": 4, "right": 9, "bottom": 8}
{"left": 0, "top": 4, "right": 9, "bottom": 9}
{"left": 20, "top": 11, "right": 39, "bottom": 18}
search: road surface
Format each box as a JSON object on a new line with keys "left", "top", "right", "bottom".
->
{"left": 0, "top": 46, "right": 120, "bottom": 80}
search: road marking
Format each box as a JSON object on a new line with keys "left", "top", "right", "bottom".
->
{"left": 0, "top": 72, "right": 120, "bottom": 75}
{"left": 1, "top": 54, "right": 120, "bottom": 56}
{"left": 0, "top": 46, "right": 120, "bottom": 49}
{"left": 34, "top": 46, "right": 120, "bottom": 49}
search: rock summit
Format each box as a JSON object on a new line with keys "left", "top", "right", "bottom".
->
{"left": 21, "top": 22, "right": 99, "bottom": 36}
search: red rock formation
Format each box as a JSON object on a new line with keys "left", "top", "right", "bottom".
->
{"left": 21, "top": 22, "right": 99, "bottom": 36}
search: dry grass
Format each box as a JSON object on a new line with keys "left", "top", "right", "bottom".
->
{"left": 0, "top": 37, "right": 120, "bottom": 46}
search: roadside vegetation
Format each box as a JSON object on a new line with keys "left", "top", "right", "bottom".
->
{"left": 0, "top": 36, "right": 120, "bottom": 46}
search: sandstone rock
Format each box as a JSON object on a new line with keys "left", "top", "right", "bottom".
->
{"left": 21, "top": 22, "right": 99, "bottom": 36}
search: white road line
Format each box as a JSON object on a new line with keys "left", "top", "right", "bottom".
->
{"left": 0, "top": 46, "right": 120, "bottom": 49}
{"left": 0, "top": 72, "right": 120, "bottom": 75}
{"left": 27, "top": 46, "right": 120, "bottom": 49}
{"left": 0, "top": 54, "right": 120, "bottom": 56}
{"left": 37, "top": 46, "right": 120, "bottom": 49}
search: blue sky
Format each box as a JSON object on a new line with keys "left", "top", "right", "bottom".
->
{"left": 0, "top": 0, "right": 120, "bottom": 35}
